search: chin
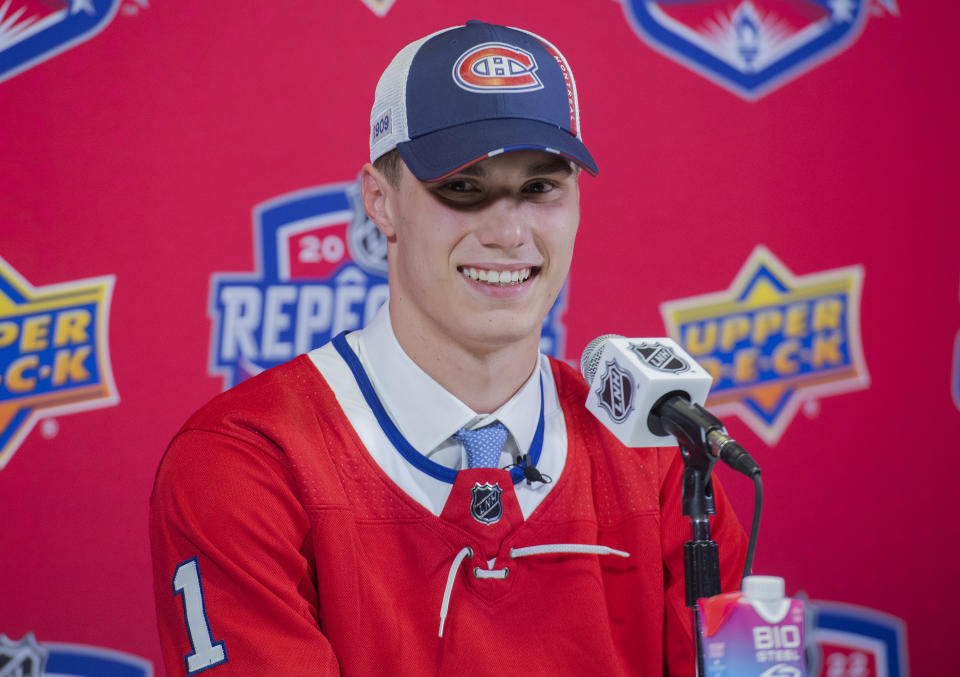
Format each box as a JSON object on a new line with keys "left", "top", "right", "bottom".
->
{"left": 455, "top": 312, "right": 546, "bottom": 353}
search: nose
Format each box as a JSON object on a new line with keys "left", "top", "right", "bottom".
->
{"left": 475, "top": 201, "right": 531, "bottom": 250}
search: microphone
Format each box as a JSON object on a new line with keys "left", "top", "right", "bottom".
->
{"left": 580, "top": 335, "right": 760, "bottom": 477}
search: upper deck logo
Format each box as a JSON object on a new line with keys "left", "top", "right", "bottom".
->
{"left": 0, "top": 0, "right": 120, "bottom": 84}
{"left": 454, "top": 43, "right": 543, "bottom": 93}
{"left": 616, "top": 0, "right": 898, "bottom": 100}
{"left": 208, "top": 177, "right": 570, "bottom": 389}
{"left": 661, "top": 245, "right": 868, "bottom": 444}
{"left": 0, "top": 256, "right": 118, "bottom": 470}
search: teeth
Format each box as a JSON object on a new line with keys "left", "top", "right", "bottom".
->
{"left": 459, "top": 267, "right": 533, "bottom": 286}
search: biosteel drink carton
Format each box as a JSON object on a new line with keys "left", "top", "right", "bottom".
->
{"left": 697, "top": 575, "right": 806, "bottom": 677}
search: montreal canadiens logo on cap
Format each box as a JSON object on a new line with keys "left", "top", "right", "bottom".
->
{"left": 453, "top": 42, "right": 543, "bottom": 93}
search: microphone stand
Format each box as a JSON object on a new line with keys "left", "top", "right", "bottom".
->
{"left": 656, "top": 396, "right": 724, "bottom": 677}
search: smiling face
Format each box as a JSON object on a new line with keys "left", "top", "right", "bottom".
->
{"left": 362, "top": 149, "right": 580, "bottom": 363}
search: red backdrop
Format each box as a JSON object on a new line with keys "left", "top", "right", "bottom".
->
{"left": 2, "top": 1, "right": 955, "bottom": 675}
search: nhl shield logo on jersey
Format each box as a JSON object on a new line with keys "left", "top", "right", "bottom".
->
{"left": 470, "top": 482, "right": 503, "bottom": 525}
{"left": 596, "top": 359, "right": 635, "bottom": 424}
{"left": 629, "top": 341, "right": 689, "bottom": 374}
{"left": 0, "top": 256, "right": 118, "bottom": 470}
{"left": 0, "top": 0, "right": 120, "bottom": 84}
{"left": 454, "top": 43, "right": 543, "bottom": 93}
{"left": 616, "top": 0, "right": 899, "bottom": 100}
{"left": 660, "top": 245, "right": 868, "bottom": 444}
{"left": 208, "top": 177, "right": 569, "bottom": 389}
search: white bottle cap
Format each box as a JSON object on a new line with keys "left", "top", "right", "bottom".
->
{"left": 742, "top": 575, "right": 785, "bottom": 601}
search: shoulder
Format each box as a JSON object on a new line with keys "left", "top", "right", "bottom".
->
{"left": 180, "top": 354, "right": 343, "bottom": 444}
{"left": 152, "top": 353, "right": 354, "bottom": 512}
{"left": 156, "top": 355, "right": 338, "bottom": 487}
{"left": 545, "top": 355, "right": 680, "bottom": 495}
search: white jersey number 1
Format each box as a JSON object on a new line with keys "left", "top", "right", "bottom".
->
{"left": 173, "top": 557, "right": 228, "bottom": 673}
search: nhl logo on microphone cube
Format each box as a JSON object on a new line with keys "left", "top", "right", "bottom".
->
{"left": 595, "top": 360, "right": 636, "bottom": 424}
{"left": 629, "top": 341, "right": 691, "bottom": 374}
{"left": 584, "top": 337, "right": 712, "bottom": 448}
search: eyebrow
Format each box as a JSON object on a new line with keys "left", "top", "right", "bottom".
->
{"left": 457, "top": 155, "right": 575, "bottom": 178}
{"left": 526, "top": 157, "right": 575, "bottom": 177}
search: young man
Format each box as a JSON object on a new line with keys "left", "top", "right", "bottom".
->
{"left": 151, "top": 21, "right": 747, "bottom": 676}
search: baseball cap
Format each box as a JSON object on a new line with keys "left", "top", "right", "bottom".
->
{"left": 369, "top": 20, "right": 598, "bottom": 181}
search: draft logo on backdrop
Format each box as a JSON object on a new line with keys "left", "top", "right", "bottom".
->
{"left": 660, "top": 245, "right": 868, "bottom": 445}
{"left": 0, "top": 256, "right": 118, "bottom": 470}
{"left": 208, "top": 177, "right": 569, "bottom": 390}
{"left": 0, "top": 0, "right": 120, "bottom": 84}
{"left": 616, "top": 0, "right": 899, "bottom": 100}
{"left": 808, "top": 601, "right": 908, "bottom": 677}
{"left": 953, "top": 278, "right": 960, "bottom": 412}
{"left": 0, "top": 633, "right": 152, "bottom": 677}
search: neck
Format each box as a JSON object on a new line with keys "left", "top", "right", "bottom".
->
{"left": 389, "top": 314, "right": 540, "bottom": 414}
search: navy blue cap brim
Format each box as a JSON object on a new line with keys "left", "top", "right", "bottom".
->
{"left": 396, "top": 118, "right": 598, "bottom": 182}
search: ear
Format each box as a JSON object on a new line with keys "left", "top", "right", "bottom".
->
{"left": 361, "top": 163, "right": 397, "bottom": 239}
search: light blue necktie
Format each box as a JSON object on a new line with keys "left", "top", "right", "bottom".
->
{"left": 453, "top": 421, "right": 508, "bottom": 469}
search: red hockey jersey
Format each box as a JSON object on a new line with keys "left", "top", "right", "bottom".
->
{"left": 150, "top": 355, "right": 747, "bottom": 676}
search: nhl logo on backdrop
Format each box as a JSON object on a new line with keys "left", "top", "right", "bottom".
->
{"left": 0, "top": 256, "right": 118, "bottom": 470}
{"left": 208, "top": 177, "right": 571, "bottom": 389}
{"left": 660, "top": 245, "right": 868, "bottom": 444}
{"left": 0, "top": 632, "right": 151, "bottom": 677}
{"left": 0, "top": 0, "right": 120, "bottom": 84}
{"left": 616, "top": 0, "right": 898, "bottom": 100}
{"left": 454, "top": 43, "right": 543, "bottom": 93}
{"left": 596, "top": 359, "right": 636, "bottom": 424}
{"left": 0, "top": 632, "right": 46, "bottom": 676}
{"left": 470, "top": 482, "right": 503, "bottom": 525}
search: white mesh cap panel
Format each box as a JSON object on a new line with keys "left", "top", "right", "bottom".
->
{"left": 369, "top": 27, "right": 456, "bottom": 164}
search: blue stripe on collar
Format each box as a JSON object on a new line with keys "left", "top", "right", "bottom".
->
{"left": 332, "top": 331, "right": 544, "bottom": 485}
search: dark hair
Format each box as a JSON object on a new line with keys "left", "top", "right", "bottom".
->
{"left": 373, "top": 149, "right": 403, "bottom": 187}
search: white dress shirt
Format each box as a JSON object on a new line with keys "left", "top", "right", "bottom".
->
{"left": 308, "top": 303, "right": 567, "bottom": 518}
